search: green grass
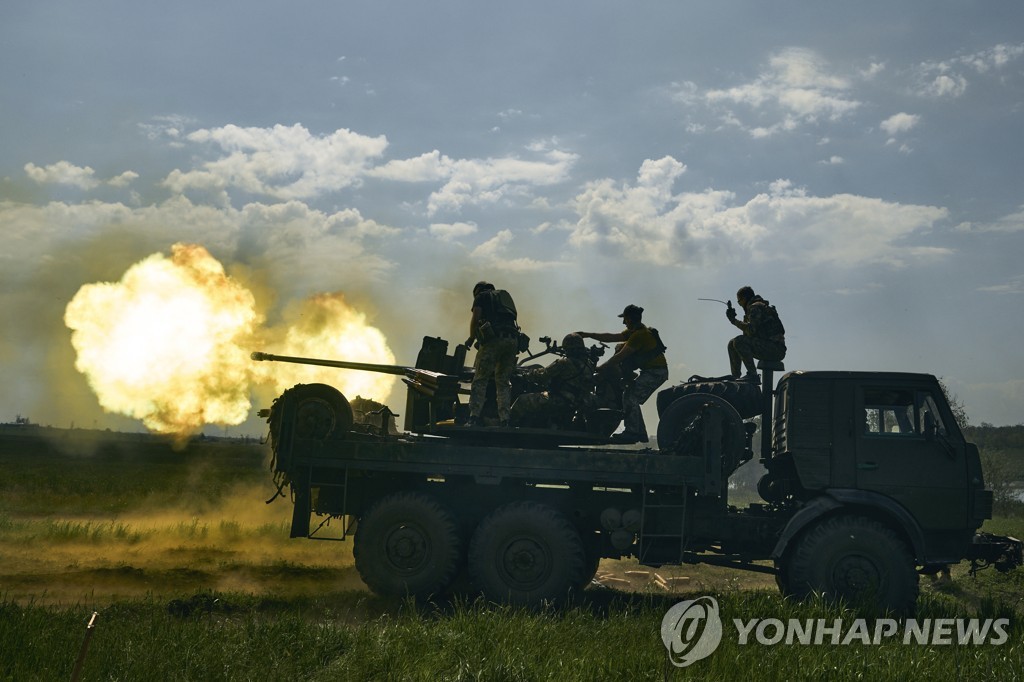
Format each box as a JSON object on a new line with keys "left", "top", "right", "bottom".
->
{"left": 1, "top": 437, "right": 1023, "bottom": 680}
{"left": 2, "top": 591, "right": 1022, "bottom": 681}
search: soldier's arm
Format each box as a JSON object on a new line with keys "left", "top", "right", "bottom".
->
{"left": 599, "top": 343, "right": 636, "bottom": 371}
{"left": 467, "top": 306, "right": 483, "bottom": 346}
{"left": 578, "top": 330, "right": 628, "bottom": 343}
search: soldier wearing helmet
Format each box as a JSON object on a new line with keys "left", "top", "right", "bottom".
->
{"left": 465, "top": 281, "right": 521, "bottom": 427}
{"left": 510, "top": 333, "right": 596, "bottom": 429}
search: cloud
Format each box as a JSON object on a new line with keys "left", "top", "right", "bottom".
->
{"left": 0, "top": 195, "right": 398, "bottom": 305}
{"left": 977, "top": 275, "right": 1024, "bottom": 294}
{"left": 880, "top": 113, "right": 920, "bottom": 136}
{"left": 160, "top": 123, "right": 579, "bottom": 217}
{"left": 914, "top": 42, "right": 1024, "bottom": 98}
{"left": 955, "top": 206, "right": 1024, "bottom": 233}
{"left": 568, "top": 158, "right": 950, "bottom": 268}
{"left": 24, "top": 162, "right": 100, "bottom": 189}
{"left": 164, "top": 124, "right": 389, "bottom": 200}
{"left": 676, "top": 48, "right": 861, "bottom": 137}
{"left": 468, "top": 229, "right": 559, "bottom": 272}
{"left": 426, "top": 149, "right": 577, "bottom": 216}
{"left": 369, "top": 150, "right": 452, "bottom": 182}
{"left": 819, "top": 156, "right": 845, "bottom": 165}
{"left": 138, "top": 115, "right": 196, "bottom": 147}
{"left": 429, "top": 221, "right": 478, "bottom": 241}
{"left": 107, "top": 171, "right": 140, "bottom": 188}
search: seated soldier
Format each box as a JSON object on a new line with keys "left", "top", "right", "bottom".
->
{"left": 726, "top": 286, "right": 786, "bottom": 380}
{"left": 511, "top": 333, "right": 596, "bottom": 429}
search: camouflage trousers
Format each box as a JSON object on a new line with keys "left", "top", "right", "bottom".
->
{"left": 623, "top": 366, "right": 668, "bottom": 439}
{"left": 469, "top": 336, "right": 518, "bottom": 422}
{"left": 728, "top": 335, "right": 786, "bottom": 376}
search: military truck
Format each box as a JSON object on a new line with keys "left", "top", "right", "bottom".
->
{"left": 253, "top": 336, "right": 1021, "bottom": 612}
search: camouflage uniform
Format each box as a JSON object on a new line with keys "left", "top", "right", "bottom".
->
{"left": 468, "top": 284, "right": 520, "bottom": 424}
{"left": 511, "top": 352, "right": 595, "bottom": 428}
{"left": 469, "top": 336, "right": 519, "bottom": 423}
{"left": 728, "top": 295, "right": 786, "bottom": 377}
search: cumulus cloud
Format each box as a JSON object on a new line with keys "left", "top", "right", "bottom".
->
{"left": 568, "top": 158, "right": 950, "bottom": 268}
{"left": 914, "top": 42, "right": 1024, "bottom": 98}
{"left": 880, "top": 113, "right": 921, "bottom": 136}
{"left": 429, "top": 221, "right": 478, "bottom": 241}
{"left": 163, "top": 124, "right": 389, "bottom": 200}
{"left": 468, "top": 229, "right": 559, "bottom": 272}
{"left": 369, "top": 150, "right": 452, "bottom": 182}
{"left": 675, "top": 48, "right": 861, "bottom": 137}
{"left": 25, "top": 162, "right": 100, "bottom": 189}
{"left": 0, "top": 195, "right": 397, "bottom": 305}
{"left": 426, "top": 149, "right": 577, "bottom": 216}
{"left": 955, "top": 205, "right": 1024, "bottom": 233}
{"left": 23, "top": 162, "right": 141, "bottom": 190}
{"left": 160, "top": 123, "right": 578, "bottom": 217}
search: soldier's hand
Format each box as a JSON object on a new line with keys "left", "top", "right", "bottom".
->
{"left": 726, "top": 308, "right": 737, "bottom": 322}
{"left": 464, "top": 337, "right": 474, "bottom": 348}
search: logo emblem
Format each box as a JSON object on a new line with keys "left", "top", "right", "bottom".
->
{"left": 661, "top": 596, "right": 723, "bottom": 667}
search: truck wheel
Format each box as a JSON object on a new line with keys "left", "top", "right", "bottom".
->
{"left": 468, "top": 501, "right": 586, "bottom": 606}
{"left": 578, "top": 547, "right": 602, "bottom": 589}
{"left": 288, "top": 383, "right": 354, "bottom": 440}
{"left": 784, "top": 515, "right": 919, "bottom": 613}
{"left": 353, "top": 492, "right": 461, "bottom": 598}
{"left": 656, "top": 393, "right": 745, "bottom": 474}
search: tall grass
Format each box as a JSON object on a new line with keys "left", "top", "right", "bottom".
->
{"left": 1, "top": 591, "right": 1021, "bottom": 682}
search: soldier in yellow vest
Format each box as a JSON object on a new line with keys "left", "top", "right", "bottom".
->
{"left": 578, "top": 304, "right": 667, "bottom": 444}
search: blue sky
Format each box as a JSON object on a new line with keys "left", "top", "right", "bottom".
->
{"left": 2, "top": 1, "right": 1023, "bottom": 431}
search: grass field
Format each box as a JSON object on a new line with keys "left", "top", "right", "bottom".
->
{"left": 1, "top": 433, "right": 1022, "bottom": 680}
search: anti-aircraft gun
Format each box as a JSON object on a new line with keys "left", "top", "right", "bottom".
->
{"left": 252, "top": 335, "right": 623, "bottom": 449}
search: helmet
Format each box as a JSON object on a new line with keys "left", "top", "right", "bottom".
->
{"left": 473, "top": 281, "right": 495, "bottom": 297}
{"left": 562, "top": 333, "right": 585, "bottom": 352}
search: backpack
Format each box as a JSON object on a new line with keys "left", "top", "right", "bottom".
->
{"left": 755, "top": 300, "right": 785, "bottom": 339}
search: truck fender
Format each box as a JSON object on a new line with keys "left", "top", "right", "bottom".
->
{"left": 771, "top": 489, "right": 927, "bottom": 562}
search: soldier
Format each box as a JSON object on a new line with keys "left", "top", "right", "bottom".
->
{"left": 511, "top": 333, "right": 596, "bottom": 429}
{"left": 465, "top": 281, "right": 520, "bottom": 427}
{"left": 726, "top": 285, "right": 786, "bottom": 380}
{"left": 578, "top": 304, "right": 668, "bottom": 444}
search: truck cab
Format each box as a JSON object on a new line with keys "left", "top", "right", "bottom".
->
{"left": 764, "top": 371, "right": 1015, "bottom": 608}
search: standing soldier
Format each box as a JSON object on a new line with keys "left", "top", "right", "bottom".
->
{"left": 511, "top": 333, "right": 596, "bottom": 429}
{"left": 578, "top": 304, "right": 668, "bottom": 444}
{"left": 726, "top": 285, "right": 786, "bottom": 380}
{"left": 465, "top": 281, "right": 520, "bottom": 427}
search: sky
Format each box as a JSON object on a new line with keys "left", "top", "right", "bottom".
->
{"left": 2, "top": 1, "right": 1023, "bottom": 434}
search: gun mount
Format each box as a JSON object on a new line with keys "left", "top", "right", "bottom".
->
{"left": 254, "top": 334, "right": 643, "bottom": 449}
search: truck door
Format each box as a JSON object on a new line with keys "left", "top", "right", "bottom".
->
{"left": 854, "top": 385, "right": 967, "bottom": 529}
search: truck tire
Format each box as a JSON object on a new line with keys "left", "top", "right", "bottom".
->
{"left": 656, "top": 393, "right": 746, "bottom": 475}
{"left": 287, "top": 383, "right": 354, "bottom": 440}
{"left": 783, "top": 515, "right": 919, "bottom": 614}
{"left": 578, "top": 547, "right": 602, "bottom": 589}
{"left": 656, "top": 379, "right": 761, "bottom": 420}
{"left": 353, "top": 492, "right": 462, "bottom": 598}
{"left": 468, "top": 501, "right": 586, "bottom": 606}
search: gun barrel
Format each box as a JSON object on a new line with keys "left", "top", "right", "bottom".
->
{"left": 250, "top": 351, "right": 412, "bottom": 377}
